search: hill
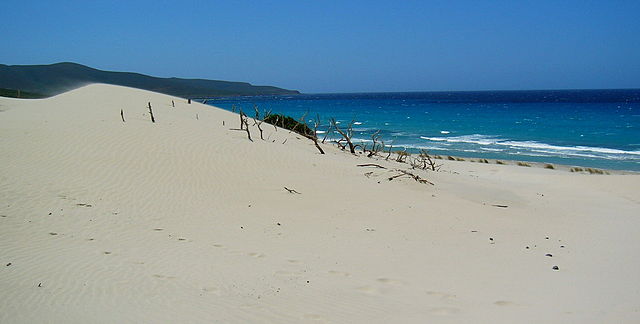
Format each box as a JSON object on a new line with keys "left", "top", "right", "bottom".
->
{"left": 0, "top": 62, "right": 300, "bottom": 98}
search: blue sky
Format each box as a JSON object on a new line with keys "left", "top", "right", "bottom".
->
{"left": 2, "top": 0, "right": 639, "bottom": 93}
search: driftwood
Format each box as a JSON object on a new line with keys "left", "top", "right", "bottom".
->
{"left": 284, "top": 187, "right": 301, "bottom": 194}
{"left": 304, "top": 114, "right": 325, "bottom": 154}
{"left": 388, "top": 169, "right": 434, "bottom": 185}
{"left": 147, "top": 102, "right": 155, "bottom": 123}
{"left": 252, "top": 105, "right": 270, "bottom": 140}
{"left": 357, "top": 164, "right": 433, "bottom": 185}
{"left": 330, "top": 118, "right": 356, "bottom": 154}
{"left": 410, "top": 150, "right": 441, "bottom": 171}
{"left": 364, "top": 130, "right": 382, "bottom": 157}
{"left": 322, "top": 124, "right": 332, "bottom": 144}
{"left": 357, "top": 163, "right": 387, "bottom": 169}
{"left": 229, "top": 110, "right": 253, "bottom": 141}
{"left": 120, "top": 109, "right": 125, "bottom": 122}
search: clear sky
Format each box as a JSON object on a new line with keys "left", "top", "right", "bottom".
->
{"left": 2, "top": 0, "right": 639, "bottom": 93}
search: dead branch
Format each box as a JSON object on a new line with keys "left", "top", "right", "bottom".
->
{"left": 385, "top": 142, "right": 393, "bottom": 160}
{"left": 395, "top": 150, "right": 409, "bottom": 163}
{"left": 330, "top": 118, "right": 356, "bottom": 154}
{"left": 284, "top": 187, "right": 301, "bottom": 194}
{"left": 304, "top": 114, "right": 325, "bottom": 154}
{"left": 243, "top": 116, "right": 252, "bottom": 141}
{"left": 120, "top": 109, "right": 125, "bottom": 122}
{"left": 290, "top": 111, "right": 309, "bottom": 135}
{"left": 147, "top": 102, "right": 155, "bottom": 123}
{"left": 357, "top": 163, "right": 387, "bottom": 169}
{"left": 322, "top": 124, "right": 332, "bottom": 144}
{"left": 253, "top": 105, "right": 265, "bottom": 140}
{"left": 364, "top": 130, "right": 382, "bottom": 157}
{"left": 388, "top": 169, "right": 434, "bottom": 185}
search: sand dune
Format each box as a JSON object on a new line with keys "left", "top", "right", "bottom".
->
{"left": 1, "top": 84, "right": 639, "bottom": 323}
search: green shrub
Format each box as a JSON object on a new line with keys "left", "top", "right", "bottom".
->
{"left": 263, "top": 114, "right": 314, "bottom": 137}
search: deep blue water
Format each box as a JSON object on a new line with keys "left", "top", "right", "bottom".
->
{"left": 204, "top": 89, "right": 640, "bottom": 171}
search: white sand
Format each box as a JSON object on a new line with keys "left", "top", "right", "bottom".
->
{"left": 1, "top": 84, "right": 639, "bottom": 323}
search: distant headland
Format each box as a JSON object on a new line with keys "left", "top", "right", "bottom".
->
{"left": 0, "top": 62, "right": 300, "bottom": 98}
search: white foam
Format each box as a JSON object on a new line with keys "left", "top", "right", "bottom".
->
{"left": 419, "top": 134, "right": 640, "bottom": 159}
{"left": 353, "top": 122, "right": 363, "bottom": 125}
{"left": 440, "top": 131, "right": 450, "bottom": 134}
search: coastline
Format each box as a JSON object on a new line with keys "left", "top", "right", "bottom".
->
{"left": 1, "top": 84, "right": 639, "bottom": 323}
{"left": 206, "top": 91, "right": 640, "bottom": 173}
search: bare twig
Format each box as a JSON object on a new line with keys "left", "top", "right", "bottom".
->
{"left": 147, "top": 102, "right": 155, "bottom": 123}
{"left": 284, "top": 187, "right": 301, "bottom": 194}
{"left": 253, "top": 105, "right": 266, "bottom": 140}
{"left": 387, "top": 169, "right": 434, "bottom": 185}
{"left": 357, "top": 163, "right": 387, "bottom": 169}
{"left": 330, "top": 118, "right": 356, "bottom": 154}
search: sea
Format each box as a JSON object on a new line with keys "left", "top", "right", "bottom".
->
{"left": 204, "top": 89, "right": 640, "bottom": 172}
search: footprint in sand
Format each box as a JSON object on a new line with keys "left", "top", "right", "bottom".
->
{"left": 247, "top": 252, "right": 266, "bottom": 258}
{"left": 426, "top": 291, "right": 457, "bottom": 300}
{"left": 153, "top": 274, "right": 177, "bottom": 279}
{"left": 201, "top": 286, "right": 221, "bottom": 295}
{"left": 356, "top": 285, "right": 378, "bottom": 294}
{"left": 328, "top": 270, "right": 351, "bottom": 277}
{"left": 274, "top": 270, "right": 304, "bottom": 278}
{"left": 376, "top": 278, "right": 404, "bottom": 285}
{"left": 428, "top": 307, "right": 461, "bottom": 316}
{"left": 494, "top": 300, "right": 517, "bottom": 306}
{"left": 303, "top": 313, "right": 328, "bottom": 322}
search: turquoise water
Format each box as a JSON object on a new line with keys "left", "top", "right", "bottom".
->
{"left": 204, "top": 90, "right": 640, "bottom": 171}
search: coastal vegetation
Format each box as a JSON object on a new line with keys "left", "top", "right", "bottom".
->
{"left": 0, "top": 87, "right": 45, "bottom": 99}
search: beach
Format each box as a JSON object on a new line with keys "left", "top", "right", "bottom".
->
{"left": 1, "top": 84, "right": 639, "bottom": 323}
